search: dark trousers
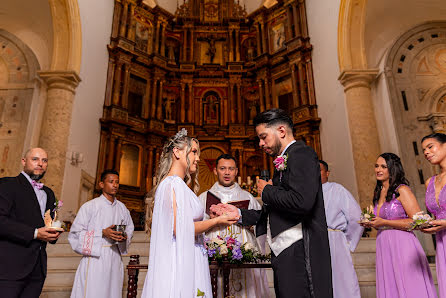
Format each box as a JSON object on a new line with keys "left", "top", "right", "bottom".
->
{"left": 271, "top": 239, "right": 311, "bottom": 298}
{"left": 0, "top": 255, "right": 45, "bottom": 298}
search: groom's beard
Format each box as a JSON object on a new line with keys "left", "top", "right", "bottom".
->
{"left": 25, "top": 169, "right": 46, "bottom": 181}
{"left": 267, "top": 136, "right": 282, "bottom": 157}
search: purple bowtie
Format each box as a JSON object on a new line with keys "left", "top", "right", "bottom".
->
{"left": 31, "top": 180, "right": 44, "bottom": 190}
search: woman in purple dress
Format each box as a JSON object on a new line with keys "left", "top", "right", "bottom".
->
{"left": 422, "top": 133, "right": 446, "bottom": 297}
{"left": 361, "top": 153, "right": 436, "bottom": 298}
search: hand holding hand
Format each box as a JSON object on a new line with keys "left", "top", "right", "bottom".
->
{"left": 210, "top": 203, "right": 239, "bottom": 217}
{"left": 257, "top": 179, "right": 273, "bottom": 196}
{"left": 36, "top": 227, "right": 62, "bottom": 242}
{"left": 215, "top": 213, "right": 240, "bottom": 226}
{"left": 102, "top": 225, "right": 126, "bottom": 242}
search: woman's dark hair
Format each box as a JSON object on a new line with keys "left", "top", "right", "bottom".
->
{"left": 421, "top": 133, "right": 446, "bottom": 144}
{"left": 373, "top": 152, "right": 409, "bottom": 206}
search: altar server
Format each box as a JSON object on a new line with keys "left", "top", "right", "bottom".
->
{"left": 198, "top": 154, "right": 270, "bottom": 298}
{"left": 69, "top": 169, "right": 134, "bottom": 298}
{"left": 320, "top": 160, "right": 363, "bottom": 298}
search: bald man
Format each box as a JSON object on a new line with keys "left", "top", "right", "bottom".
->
{"left": 0, "top": 148, "right": 61, "bottom": 297}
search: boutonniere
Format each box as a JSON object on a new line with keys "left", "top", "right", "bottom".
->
{"left": 273, "top": 154, "right": 288, "bottom": 182}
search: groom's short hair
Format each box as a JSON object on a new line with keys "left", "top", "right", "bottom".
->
{"left": 253, "top": 108, "right": 294, "bottom": 132}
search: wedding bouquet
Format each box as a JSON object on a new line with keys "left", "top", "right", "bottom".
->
{"left": 204, "top": 236, "right": 269, "bottom": 265}
{"left": 359, "top": 205, "right": 375, "bottom": 223}
{"left": 409, "top": 211, "right": 433, "bottom": 230}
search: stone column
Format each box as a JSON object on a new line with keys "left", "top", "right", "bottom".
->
{"left": 286, "top": 6, "right": 293, "bottom": 39}
{"left": 190, "top": 29, "right": 194, "bottom": 61}
{"left": 235, "top": 30, "right": 240, "bottom": 62}
{"left": 180, "top": 83, "right": 186, "bottom": 122}
{"left": 119, "top": 0, "right": 129, "bottom": 38}
{"left": 115, "top": 138, "right": 122, "bottom": 170}
{"left": 150, "top": 79, "right": 158, "bottom": 118}
{"left": 112, "top": 62, "right": 123, "bottom": 106}
{"left": 258, "top": 79, "right": 265, "bottom": 112}
{"left": 305, "top": 57, "right": 317, "bottom": 105}
{"left": 38, "top": 71, "right": 81, "bottom": 198}
{"left": 298, "top": 0, "right": 309, "bottom": 38}
{"left": 291, "top": 65, "right": 300, "bottom": 107}
{"left": 157, "top": 80, "right": 164, "bottom": 119}
{"left": 339, "top": 70, "right": 380, "bottom": 208}
{"left": 183, "top": 29, "right": 188, "bottom": 61}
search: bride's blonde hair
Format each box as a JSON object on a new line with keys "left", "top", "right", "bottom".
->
{"left": 151, "top": 130, "right": 200, "bottom": 196}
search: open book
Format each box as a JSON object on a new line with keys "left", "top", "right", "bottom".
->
{"left": 206, "top": 191, "right": 250, "bottom": 215}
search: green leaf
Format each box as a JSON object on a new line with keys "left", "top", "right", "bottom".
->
{"left": 197, "top": 288, "right": 205, "bottom": 296}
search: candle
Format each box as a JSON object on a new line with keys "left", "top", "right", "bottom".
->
{"left": 256, "top": 176, "right": 259, "bottom": 184}
{"left": 247, "top": 176, "right": 252, "bottom": 185}
{"left": 237, "top": 176, "right": 242, "bottom": 184}
{"left": 153, "top": 176, "right": 157, "bottom": 186}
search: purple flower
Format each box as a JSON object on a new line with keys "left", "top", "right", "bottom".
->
{"left": 232, "top": 248, "right": 242, "bottom": 260}
{"left": 208, "top": 249, "right": 216, "bottom": 257}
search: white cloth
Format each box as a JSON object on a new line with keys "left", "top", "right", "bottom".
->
{"left": 21, "top": 171, "right": 47, "bottom": 218}
{"left": 68, "top": 195, "right": 134, "bottom": 298}
{"left": 199, "top": 182, "right": 270, "bottom": 298}
{"left": 322, "top": 182, "right": 363, "bottom": 298}
{"left": 142, "top": 176, "right": 212, "bottom": 298}
{"left": 266, "top": 140, "right": 303, "bottom": 256}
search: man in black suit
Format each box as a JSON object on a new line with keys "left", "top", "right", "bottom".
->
{"left": 230, "top": 109, "right": 332, "bottom": 297}
{"left": 0, "top": 148, "right": 62, "bottom": 298}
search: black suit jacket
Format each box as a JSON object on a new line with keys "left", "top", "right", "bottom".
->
{"left": 0, "top": 173, "right": 56, "bottom": 280}
{"left": 241, "top": 141, "right": 333, "bottom": 298}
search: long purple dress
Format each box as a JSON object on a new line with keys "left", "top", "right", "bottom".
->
{"left": 426, "top": 176, "right": 446, "bottom": 297}
{"left": 375, "top": 185, "right": 437, "bottom": 298}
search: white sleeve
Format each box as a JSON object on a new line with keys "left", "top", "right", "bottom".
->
{"left": 68, "top": 203, "right": 103, "bottom": 257}
{"left": 341, "top": 187, "right": 364, "bottom": 252}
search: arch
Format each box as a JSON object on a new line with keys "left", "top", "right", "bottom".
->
{"left": 338, "top": 0, "right": 368, "bottom": 71}
{"left": 48, "top": 0, "right": 82, "bottom": 73}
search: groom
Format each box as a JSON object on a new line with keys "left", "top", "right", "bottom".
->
{"left": 219, "top": 109, "right": 333, "bottom": 297}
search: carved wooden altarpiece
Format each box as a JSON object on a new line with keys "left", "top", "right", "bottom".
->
{"left": 97, "top": 0, "right": 321, "bottom": 229}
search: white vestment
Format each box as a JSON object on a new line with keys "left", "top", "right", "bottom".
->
{"left": 199, "top": 182, "right": 270, "bottom": 298}
{"left": 68, "top": 195, "right": 134, "bottom": 298}
{"left": 322, "top": 182, "right": 363, "bottom": 298}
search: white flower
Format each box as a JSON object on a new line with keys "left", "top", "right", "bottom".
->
{"left": 220, "top": 244, "right": 228, "bottom": 255}
{"left": 364, "top": 213, "right": 371, "bottom": 219}
{"left": 244, "top": 242, "right": 255, "bottom": 251}
{"left": 213, "top": 238, "right": 225, "bottom": 246}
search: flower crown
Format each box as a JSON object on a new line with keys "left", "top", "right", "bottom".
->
{"left": 165, "top": 128, "right": 188, "bottom": 152}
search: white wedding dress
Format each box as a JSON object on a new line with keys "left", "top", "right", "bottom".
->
{"left": 141, "top": 175, "right": 212, "bottom": 298}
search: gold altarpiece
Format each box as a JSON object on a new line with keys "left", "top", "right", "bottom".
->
{"left": 97, "top": 0, "right": 321, "bottom": 229}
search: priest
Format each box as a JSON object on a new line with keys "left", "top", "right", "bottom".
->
{"left": 198, "top": 154, "right": 270, "bottom": 298}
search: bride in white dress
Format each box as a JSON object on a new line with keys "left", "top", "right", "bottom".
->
{"left": 142, "top": 129, "right": 239, "bottom": 298}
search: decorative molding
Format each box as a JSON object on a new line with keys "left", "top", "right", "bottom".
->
{"left": 338, "top": 69, "right": 379, "bottom": 92}
{"left": 38, "top": 71, "right": 81, "bottom": 93}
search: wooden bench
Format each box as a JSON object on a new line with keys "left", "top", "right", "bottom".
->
{"left": 126, "top": 255, "right": 272, "bottom": 298}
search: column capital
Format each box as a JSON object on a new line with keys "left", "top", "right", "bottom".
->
{"left": 418, "top": 113, "right": 446, "bottom": 133}
{"left": 38, "top": 70, "right": 81, "bottom": 93}
{"left": 338, "top": 69, "right": 379, "bottom": 91}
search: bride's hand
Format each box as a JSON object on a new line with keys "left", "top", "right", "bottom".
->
{"left": 216, "top": 213, "right": 240, "bottom": 226}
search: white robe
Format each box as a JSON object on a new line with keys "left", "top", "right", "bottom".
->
{"left": 322, "top": 182, "right": 363, "bottom": 298}
{"left": 198, "top": 182, "right": 270, "bottom": 298}
{"left": 68, "top": 195, "right": 134, "bottom": 298}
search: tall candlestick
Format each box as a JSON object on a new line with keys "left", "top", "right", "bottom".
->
{"left": 237, "top": 176, "right": 242, "bottom": 185}
{"left": 247, "top": 176, "right": 252, "bottom": 185}
{"left": 153, "top": 176, "right": 157, "bottom": 186}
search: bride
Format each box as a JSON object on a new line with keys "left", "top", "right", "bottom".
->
{"left": 141, "top": 129, "right": 239, "bottom": 297}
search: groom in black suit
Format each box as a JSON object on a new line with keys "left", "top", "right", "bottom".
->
{"left": 241, "top": 109, "right": 332, "bottom": 298}
{"left": 0, "top": 148, "right": 62, "bottom": 298}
